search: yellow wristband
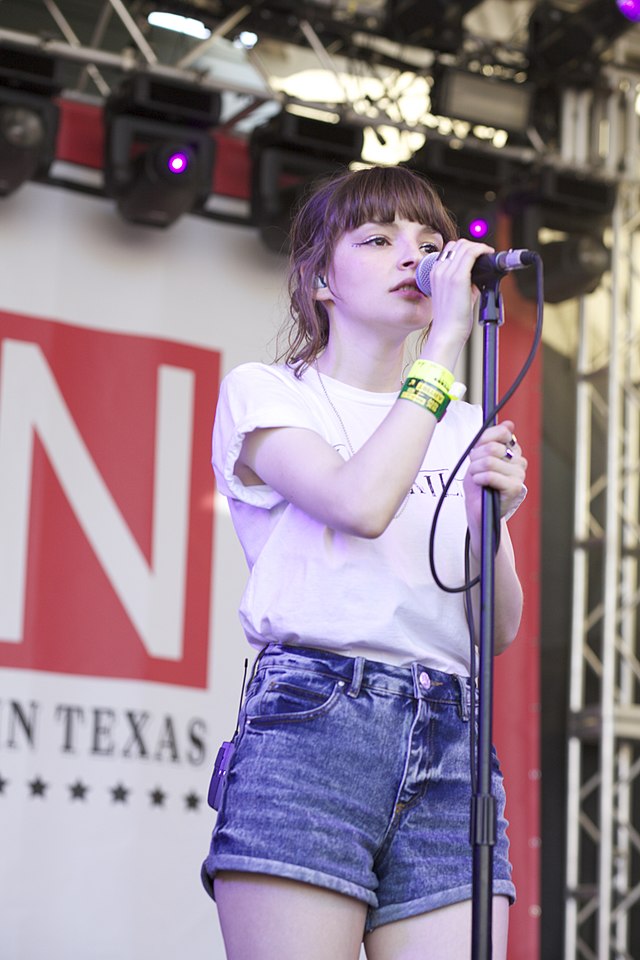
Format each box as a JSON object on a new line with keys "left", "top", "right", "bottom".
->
{"left": 406, "top": 360, "right": 455, "bottom": 393}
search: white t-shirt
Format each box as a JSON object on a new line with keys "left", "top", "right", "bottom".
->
{"left": 212, "top": 361, "right": 485, "bottom": 675}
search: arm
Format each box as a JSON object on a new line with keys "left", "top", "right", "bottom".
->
{"left": 238, "top": 241, "right": 487, "bottom": 538}
{"left": 239, "top": 388, "right": 443, "bottom": 538}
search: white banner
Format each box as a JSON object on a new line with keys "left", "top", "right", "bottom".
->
{"left": 0, "top": 180, "right": 287, "bottom": 960}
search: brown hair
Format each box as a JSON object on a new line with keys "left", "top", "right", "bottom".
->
{"left": 278, "top": 164, "right": 458, "bottom": 375}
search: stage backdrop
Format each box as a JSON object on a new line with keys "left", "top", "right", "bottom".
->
{"left": 0, "top": 120, "right": 540, "bottom": 960}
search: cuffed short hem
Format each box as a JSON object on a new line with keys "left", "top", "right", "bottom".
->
{"left": 365, "top": 880, "right": 517, "bottom": 933}
{"left": 201, "top": 854, "right": 379, "bottom": 908}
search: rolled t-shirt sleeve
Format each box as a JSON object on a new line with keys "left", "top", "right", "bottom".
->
{"left": 212, "top": 363, "right": 321, "bottom": 508}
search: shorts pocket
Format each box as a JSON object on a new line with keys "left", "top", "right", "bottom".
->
{"left": 246, "top": 670, "right": 343, "bottom": 726}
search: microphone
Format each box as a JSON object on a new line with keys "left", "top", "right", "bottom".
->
{"left": 416, "top": 249, "right": 536, "bottom": 297}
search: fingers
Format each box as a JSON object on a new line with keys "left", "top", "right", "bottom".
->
{"left": 436, "top": 238, "right": 495, "bottom": 263}
{"left": 428, "top": 239, "right": 496, "bottom": 342}
{"left": 465, "top": 421, "right": 527, "bottom": 509}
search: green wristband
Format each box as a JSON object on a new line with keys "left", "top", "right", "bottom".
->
{"left": 399, "top": 376, "right": 451, "bottom": 421}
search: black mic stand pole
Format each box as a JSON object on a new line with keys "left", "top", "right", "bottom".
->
{"left": 471, "top": 279, "right": 504, "bottom": 960}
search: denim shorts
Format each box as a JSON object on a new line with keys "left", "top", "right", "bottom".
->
{"left": 201, "top": 643, "right": 515, "bottom": 932}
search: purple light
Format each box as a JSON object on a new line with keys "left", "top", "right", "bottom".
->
{"left": 468, "top": 218, "right": 489, "bottom": 239}
{"left": 617, "top": 0, "right": 640, "bottom": 21}
{"left": 167, "top": 151, "right": 189, "bottom": 174}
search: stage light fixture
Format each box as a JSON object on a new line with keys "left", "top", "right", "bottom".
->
{"left": 426, "top": 184, "right": 499, "bottom": 247}
{"left": 430, "top": 66, "right": 533, "bottom": 135}
{"left": 617, "top": 0, "right": 640, "bottom": 20}
{"left": 385, "top": 1, "right": 487, "bottom": 54}
{"left": 250, "top": 110, "right": 364, "bottom": 254}
{"left": 527, "top": 234, "right": 611, "bottom": 303}
{"left": 528, "top": 0, "right": 640, "bottom": 82}
{"left": 0, "top": 45, "right": 62, "bottom": 197}
{"left": 408, "top": 140, "right": 523, "bottom": 248}
{"left": 104, "top": 73, "right": 221, "bottom": 228}
{"left": 467, "top": 216, "right": 491, "bottom": 240}
{"left": 507, "top": 168, "right": 615, "bottom": 303}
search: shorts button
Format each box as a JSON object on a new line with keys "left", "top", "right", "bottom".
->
{"left": 419, "top": 671, "right": 431, "bottom": 690}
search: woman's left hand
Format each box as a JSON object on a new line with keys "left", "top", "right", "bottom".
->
{"left": 463, "top": 420, "right": 527, "bottom": 527}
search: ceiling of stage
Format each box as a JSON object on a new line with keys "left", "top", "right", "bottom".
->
{"left": 0, "top": 1, "right": 639, "bottom": 158}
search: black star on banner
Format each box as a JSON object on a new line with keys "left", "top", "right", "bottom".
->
{"left": 28, "top": 776, "right": 48, "bottom": 797}
{"left": 149, "top": 787, "right": 166, "bottom": 807}
{"left": 69, "top": 780, "right": 89, "bottom": 801}
{"left": 4, "top": 773, "right": 206, "bottom": 811}
{"left": 110, "top": 783, "right": 130, "bottom": 804}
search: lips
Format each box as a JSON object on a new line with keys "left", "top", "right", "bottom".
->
{"left": 391, "top": 281, "right": 422, "bottom": 294}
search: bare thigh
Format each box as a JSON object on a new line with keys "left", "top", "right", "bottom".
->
{"left": 364, "top": 896, "right": 509, "bottom": 960}
{"left": 214, "top": 871, "right": 368, "bottom": 960}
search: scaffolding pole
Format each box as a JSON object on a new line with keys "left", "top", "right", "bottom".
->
{"left": 564, "top": 73, "right": 640, "bottom": 959}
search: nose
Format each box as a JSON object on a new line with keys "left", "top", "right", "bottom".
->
{"left": 399, "top": 247, "right": 421, "bottom": 268}
{"left": 397, "top": 237, "right": 425, "bottom": 269}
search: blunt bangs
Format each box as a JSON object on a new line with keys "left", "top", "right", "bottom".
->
{"left": 323, "top": 166, "right": 457, "bottom": 246}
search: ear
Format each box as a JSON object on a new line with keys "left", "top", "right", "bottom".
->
{"left": 313, "top": 275, "right": 332, "bottom": 301}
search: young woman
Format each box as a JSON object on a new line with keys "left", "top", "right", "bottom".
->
{"left": 201, "top": 164, "right": 527, "bottom": 960}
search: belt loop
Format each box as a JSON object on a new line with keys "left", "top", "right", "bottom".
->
{"left": 456, "top": 675, "right": 470, "bottom": 721}
{"left": 411, "top": 662, "right": 422, "bottom": 698}
{"left": 347, "top": 657, "right": 364, "bottom": 698}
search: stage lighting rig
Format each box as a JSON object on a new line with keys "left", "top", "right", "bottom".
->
{"left": 507, "top": 167, "right": 615, "bottom": 303}
{"left": 430, "top": 66, "right": 533, "bottom": 137}
{"left": 164, "top": 0, "right": 387, "bottom": 54}
{"left": 384, "top": 1, "right": 487, "bottom": 54}
{"left": 250, "top": 109, "right": 364, "bottom": 254}
{"left": 104, "top": 73, "right": 221, "bottom": 228}
{"left": 164, "top": 1, "right": 486, "bottom": 68}
{"left": 528, "top": 0, "right": 640, "bottom": 84}
{"left": 0, "top": 45, "right": 63, "bottom": 197}
{"left": 408, "top": 141, "right": 530, "bottom": 248}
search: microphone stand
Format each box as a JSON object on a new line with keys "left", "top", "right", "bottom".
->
{"left": 471, "top": 279, "right": 503, "bottom": 960}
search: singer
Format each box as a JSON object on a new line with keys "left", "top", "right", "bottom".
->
{"left": 201, "top": 165, "right": 527, "bottom": 960}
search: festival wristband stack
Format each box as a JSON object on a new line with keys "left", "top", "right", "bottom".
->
{"left": 399, "top": 359, "right": 465, "bottom": 421}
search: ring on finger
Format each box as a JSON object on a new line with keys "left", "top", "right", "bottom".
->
{"left": 508, "top": 434, "right": 517, "bottom": 448}
{"left": 503, "top": 446, "right": 514, "bottom": 461}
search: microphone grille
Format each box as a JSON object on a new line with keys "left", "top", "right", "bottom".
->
{"left": 416, "top": 253, "right": 438, "bottom": 297}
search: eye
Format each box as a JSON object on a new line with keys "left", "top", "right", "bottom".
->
{"left": 355, "top": 235, "right": 389, "bottom": 248}
{"left": 420, "top": 241, "right": 441, "bottom": 254}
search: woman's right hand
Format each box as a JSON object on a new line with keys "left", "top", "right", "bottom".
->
{"left": 422, "top": 239, "right": 495, "bottom": 367}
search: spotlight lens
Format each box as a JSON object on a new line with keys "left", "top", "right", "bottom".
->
{"left": 468, "top": 218, "right": 489, "bottom": 239}
{"left": 167, "top": 152, "right": 189, "bottom": 174}
{"left": 617, "top": 0, "right": 640, "bottom": 20}
{"left": 0, "top": 106, "right": 44, "bottom": 148}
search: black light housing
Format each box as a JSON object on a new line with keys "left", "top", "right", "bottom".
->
{"left": 250, "top": 110, "right": 364, "bottom": 254}
{"left": 408, "top": 141, "right": 527, "bottom": 248}
{"left": 430, "top": 66, "right": 533, "bottom": 135}
{"left": 0, "top": 45, "right": 62, "bottom": 196}
{"left": 385, "top": 1, "right": 487, "bottom": 54}
{"left": 104, "top": 73, "right": 221, "bottom": 227}
{"left": 528, "top": 0, "right": 640, "bottom": 83}
{"left": 507, "top": 168, "right": 615, "bottom": 303}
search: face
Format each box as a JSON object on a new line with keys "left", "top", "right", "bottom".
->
{"left": 316, "top": 217, "right": 443, "bottom": 341}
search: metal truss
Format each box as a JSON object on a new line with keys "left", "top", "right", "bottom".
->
{"left": 564, "top": 69, "right": 640, "bottom": 960}
{"left": 0, "top": 0, "right": 539, "bottom": 157}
